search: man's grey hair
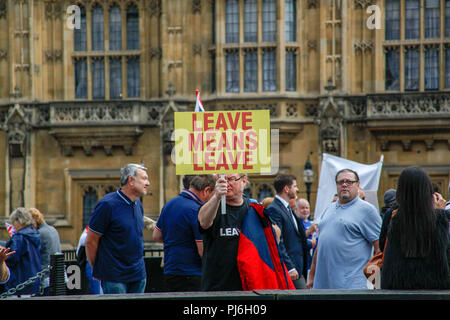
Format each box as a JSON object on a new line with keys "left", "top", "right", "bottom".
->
{"left": 120, "top": 163, "right": 148, "bottom": 186}
{"left": 9, "top": 207, "right": 35, "bottom": 228}
{"left": 296, "top": 198, "right": 309, "bottom": 206}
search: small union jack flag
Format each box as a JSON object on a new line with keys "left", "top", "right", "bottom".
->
{"left": 195, "top": 90, "right": 204, "bottom": 112}
{"left": 5, "top": 222, "right": 16, "bottom": 237}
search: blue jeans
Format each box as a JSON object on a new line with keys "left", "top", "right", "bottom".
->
{"left": 101, "top": 279, "right": 146, "bottom": 294}
{"left": 85, "top": 263, "right": 102, "bottom": 294}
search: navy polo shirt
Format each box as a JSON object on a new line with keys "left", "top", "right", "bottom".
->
{"left": 155, "top": 190, "right": 203, "bottom": 276}
{"left": 89, "top": 189, "right": 146, "bottom": 283}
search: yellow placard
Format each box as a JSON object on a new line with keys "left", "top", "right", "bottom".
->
{"left": 174, "top": 110, "right": 271, "bottom": 175}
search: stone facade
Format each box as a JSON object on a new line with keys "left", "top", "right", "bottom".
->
{"left": 0, "top": 0, "right": 449, "bottom": 247}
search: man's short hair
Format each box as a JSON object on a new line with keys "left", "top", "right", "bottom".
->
{"left": 296, "top": 198, "right": 309, "bottom": 206}
{"left": 335, "top": 168, "right": 359, "bottom": 183}
{"left": 274, "top": 174, "right": 297, "bottom": 194}
{"left": 120, "top": 163, "right": 147, "bottom": 186}
{"left": 182, "top": 175, "right": 196, "bottom": 189}
{"left": 190, "top": 175, "right": 216, "bottom": 192}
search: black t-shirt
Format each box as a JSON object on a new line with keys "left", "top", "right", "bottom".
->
{"left": 199, "top": 198, "right": 249, "bottom": 291}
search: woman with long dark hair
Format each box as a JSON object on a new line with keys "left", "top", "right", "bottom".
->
{"left": 381, "top": 166, "right": 449, "bottom": 289}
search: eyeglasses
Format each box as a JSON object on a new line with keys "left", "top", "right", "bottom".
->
{"left": 226, "top": 176, "right": 244, "bottom": 183}
{"left": 336, "top": 179, "right": 358, "bottom": 186}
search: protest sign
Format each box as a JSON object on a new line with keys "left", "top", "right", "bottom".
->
{"left": 174, "top": 110, "right": 271, "bottom": 175}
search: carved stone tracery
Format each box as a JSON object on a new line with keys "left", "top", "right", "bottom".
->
{"left": 317, "top": 79, "right": 345, "bottom": 156}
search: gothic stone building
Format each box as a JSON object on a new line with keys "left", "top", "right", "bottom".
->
{"left": 0, "top": 0, "right": 449, "bottom": 247}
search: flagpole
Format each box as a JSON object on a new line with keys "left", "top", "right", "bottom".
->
{"left": 221, "top": 174, "right": 226, "bottom": 215}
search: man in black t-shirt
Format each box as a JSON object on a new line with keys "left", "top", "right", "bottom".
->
{"left": 198, "top": 173, "right": 250, "bottom": 291}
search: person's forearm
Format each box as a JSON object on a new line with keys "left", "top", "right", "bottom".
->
{"left": 86, "top": 243, "right": 97, "bottom": 268}
{"left": 0, "top": 262, "right": 9, "bottom": 283}
{"left": 198, "top": 193, "right": 221, "bottom": 229}
{"left": 85, "top": 234, "right": 99, "bottom": 268}
{"left": 373, "top": 240, "right": 380, "bottom": 253}
{"left": 196, "top": 241, "right": 204, "bottom": 258}
{"left": 308, "top": 249, "right": 318, "bottom": 281}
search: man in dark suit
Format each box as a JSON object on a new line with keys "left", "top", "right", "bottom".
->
{"left": 266, "top": 174, "right": 308, "bottom": 289}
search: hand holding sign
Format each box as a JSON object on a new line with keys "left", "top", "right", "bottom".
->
{"left": 174, "top": 109, "right": 271, "bottom": 215}
{"left": 217, "top": 174, "right": 228, "bottom": 215}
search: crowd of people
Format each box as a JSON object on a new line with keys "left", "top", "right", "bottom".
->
{"left": 0, "top": 207, "right": 61, "bottom": 296}
{"left": 1, "top": 163, "right": 449, "bottom": 297}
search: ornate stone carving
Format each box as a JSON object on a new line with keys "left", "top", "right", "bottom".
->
{"left": 167, "top": 60, "right": 183, "bottom": 69}
{"left": 14, "top": 64, "right": 30, "bottom": 72}
{"left": 354, "top": 40, "right": 373, "bottom": 53}
{"left": 45, "top": 1, "right": 63, "bottom": 20}
{"left": 401, "top": 139, "right": 412, "bottom": 151}
{"left": 192, "top": 0, "right": 201, "bottom": 14}
{"left": 148, "top": 105, "right": 163, "bottom": 122}
{"left": 167, "top": 26, "right": 183, "bottom": 34}
{"left": 308, "top": 0, "right": 318, "bottom": 9}
{"left": 368, "top": 94, "right": 450, "bottom": 118}
{"left": 305, "top": 104, "right": 318, "bottom": 117}
{"left": 316, "top": 79, "right": 345, "bottom": 155}
{"left": 149, "top": 0, "right": 161, "bottom": 17}
{"left": 49, "top": 127, "right": 143, "bottom": 157}
{"left": 9, "top": 85, "right": 22, "bottom": 99}
{"left": 347, "top": 97, "right": 366, "bottom": 119}
{"left": 286, "top": 104, "right": 298, "bottom": 118}
{"left": 0, "top": 0, "right": 7, "bottom": 19}
{"left": 45, "top": 49, "right": 63, "bottom": 62}
{"left": 219, "top": 103, "right": 277, "bottom": 118}
{"left": 52, "top": 103, "right": 134, "bottom": 124}
{"left": 150, "top": 47, "right": 162, "bottom": 59}
{"left": 2, "top": 104, "right": 33, "bottom": 158}
{"left": 307, "top": 40, "right": 317, "bottom": 51}
{"left": 354, "top": 0, "right": 377, "bottom": 8}
{"left": 162, "top": 119, "right": 174, "bottom": 156}
{"left": 0, "top": 49, "right": 7, "bottom": 60}
{"left": 165, "top": 82, "right": 176, "bottom": 97}
{"left": 193, "top": 44, "right": 202, "bottom": 56}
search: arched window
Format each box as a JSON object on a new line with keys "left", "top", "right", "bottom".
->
{"left": 109, "top": 5, "right": 122, "bottom": 50}
{"left": 72, "top": 2, "right": 141, "bottom": 100}
{"left": 226, "top": 0, "right": 239, "bottom": 43}
{"left": 92, "top": 5, "right": 104, "bottom": 51}
{"left": 262, "top": 0, "right": 276, "bottom": 42}
{"left": 83, "top": 187, "right": 98, "bottom": 228}
{"left": 74, "top": 5, "right": 86, "bottom": 51}
{"left": 126, "top": 4, "right": 139, "bottom": 50}
{"left": 285, "top": 0, "right": 296, "bottom": 42}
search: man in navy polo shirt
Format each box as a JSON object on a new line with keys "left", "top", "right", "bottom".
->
{"left": 153, "top": 175, "right": 216, "bottom": 291}
{"left": 86, "top": 163, "right": 150, "bottom": 294}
